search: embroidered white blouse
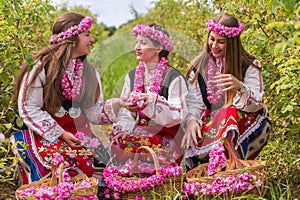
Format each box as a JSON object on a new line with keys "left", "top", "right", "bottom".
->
{"left": 18, "top": 63, "right": 118, "bottom": 143}
{"left": 183, "top": 59, "right": 265, "bottom": 127}
{"left": 113, "top": 67, "right": 189, "bottom": 134}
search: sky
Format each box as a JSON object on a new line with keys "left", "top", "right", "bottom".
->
{"left": 51, "top": 0, "right": 157, "bottom": 27}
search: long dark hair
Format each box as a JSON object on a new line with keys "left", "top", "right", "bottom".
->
{"left": 186, "top": 13, "right": 258, "bottom": 105}
{"left": 13, "top": 12, "right": 100, "bottom": 114}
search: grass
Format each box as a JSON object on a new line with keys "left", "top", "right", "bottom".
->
{"left": 88, "top": 30, "right": 138, "bottom": 99}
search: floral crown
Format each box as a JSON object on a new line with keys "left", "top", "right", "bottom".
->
{"left": 50, "top": 16, "right": 93, "bottom": 44}
{"left": 132, "top": 24, "right": 174, "bottom": 51}
{"left": 206, "top": 18, "right": 244, "bottom": 38}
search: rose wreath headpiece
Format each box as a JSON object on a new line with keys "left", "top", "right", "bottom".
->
{"left": 206, "top": 18, "right": 244, "bottom": 37}
{"left": 50, "top": 16, "right": 93, "bottom": 44}
{"left": 132, "top": 24, "right": 174, "bottom": 51}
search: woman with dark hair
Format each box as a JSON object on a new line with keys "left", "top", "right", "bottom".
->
{"left": 110, "top": 22, "right": 189, "bottom": 165}
{"left": 12, "top": 12, "right": 127, "bottom": 183}
{"left": 181, "top": 13, "right": 270, "bottom": 167}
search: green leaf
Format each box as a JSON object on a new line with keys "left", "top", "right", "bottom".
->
{"left": 281, "top": 0, "right": 295, "bottom": 12}
{"left": 274, "top": 42, "right": 287, "bottom": 55}
{"left": 295, "top": 22, "right": 300, "bottom": 30}
{"left": 25, "top": 54, "right": 34, "bottom": 71}
{"left": 25, "top": 54, "right": 34, "bottom": 65}
{"left": 287, "top": 105, "right": 294, "bottom": 111}
{"left": 281, "top": 105, "right": 294, "bottom": 113}
{"left": 16, "top": 117, "right": 24, "bottom": 128}
{"left": 0, "top": 71, "right": 9, "bottom": 83}
{"left": 294, "top": 35, "right": 300, "bottom": 44}
{"left": 269, "top": 0, "right": 279, "bottom": 13}
{"left": 4, "top": 123, "right": 12, "bottom": 129}
{"left": 296, "top": 4, "right": 300, "bottom": 15}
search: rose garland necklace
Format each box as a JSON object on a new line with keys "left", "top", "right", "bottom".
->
{"left": 61, "top": 58, "right": 84, "bottom": 100}
{"left": 134, "top": 57, "right": 168, "bottom": 93}
{"left": 131, "top": 57, "right": 168, "bottom": 117}
{"left": 206, "top": 56, "right": 224, "bottom": 105}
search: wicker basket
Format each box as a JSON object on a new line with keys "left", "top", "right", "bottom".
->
{"left": 15, "top": 162, "right": 98, "bottom": 199}
{"left": 185, "top": 138, "right": 267, "bottom": 196}
{"left": 111, "top": 146, "right": 183, "bottom": 199}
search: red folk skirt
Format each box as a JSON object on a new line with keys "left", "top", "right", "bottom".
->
{"left": 12, "top": 113, "right": 95, "bottom": 184}
{"left": 186, "top": 106, "right": 268, "bottom": 160}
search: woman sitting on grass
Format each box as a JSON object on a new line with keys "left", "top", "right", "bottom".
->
{"left": 181, "top": 13, "right": 270, "bottom": 168}
{"left": 11, "top": 12, "right": 128, "bottom": 184}
{"left": 110, "top": 22, "right": 189, "bottom": 165}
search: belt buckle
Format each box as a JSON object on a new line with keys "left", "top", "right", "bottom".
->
{"left": 139, "top": 119, "right": 148, "bottom": 126}
{"left": 54, "top": 107, "right": 66, "bottom": 118}
{"left": 69, "top": 107, "right": 81, "bottom": 118}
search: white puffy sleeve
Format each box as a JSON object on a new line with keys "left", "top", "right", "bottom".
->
{"left": 233, "top": 59, "right": 264, "bottom": 112}
{"left": 18, "top": 65, "right": 65, "bottom": 143}
{"left": 182, "top": 71, "right": 206, "bottom": 128}
{"left": 140, "top": 75, "right": 189, "bottom": 128}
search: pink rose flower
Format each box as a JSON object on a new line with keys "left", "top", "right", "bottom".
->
{"left": 75, "top": 132, "right": 85, "bottom": 141}
{"left": 0, "top": 133, "right": 5, "bottom": 142}
{"left": 90, "top": 138, "right": 100, "bottom": 148}
{"left": 52, "top": 153, "right": 64, "bottom": 166}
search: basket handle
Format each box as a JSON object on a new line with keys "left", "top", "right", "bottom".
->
{"left": 133, "top": 146, "right": 160, "bottom": 176}
{"left": 222, "top": 138, "right": 242, "bottom": 170}
{"left": 49, "top": 162, "right": 64, "bottom": 187}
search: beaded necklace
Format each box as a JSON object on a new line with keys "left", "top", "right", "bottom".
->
{"left": 61, "top": 58, "right": 84, "bottom": 100}
{"left": 133, "top": 57, "right": 168, "bottom": 117}
{"left": 206, "top": 56, "right": 224, "bottom": 105}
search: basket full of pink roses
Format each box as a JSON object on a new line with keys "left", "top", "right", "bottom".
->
{"left": 184, "top": 138, "right": 267, "bottom": 199}
{"left": 103, "top": 146, "right": 183, "bottom": 199}
{"left": 15, "top": 153, "right": 98, "bottom": 200}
